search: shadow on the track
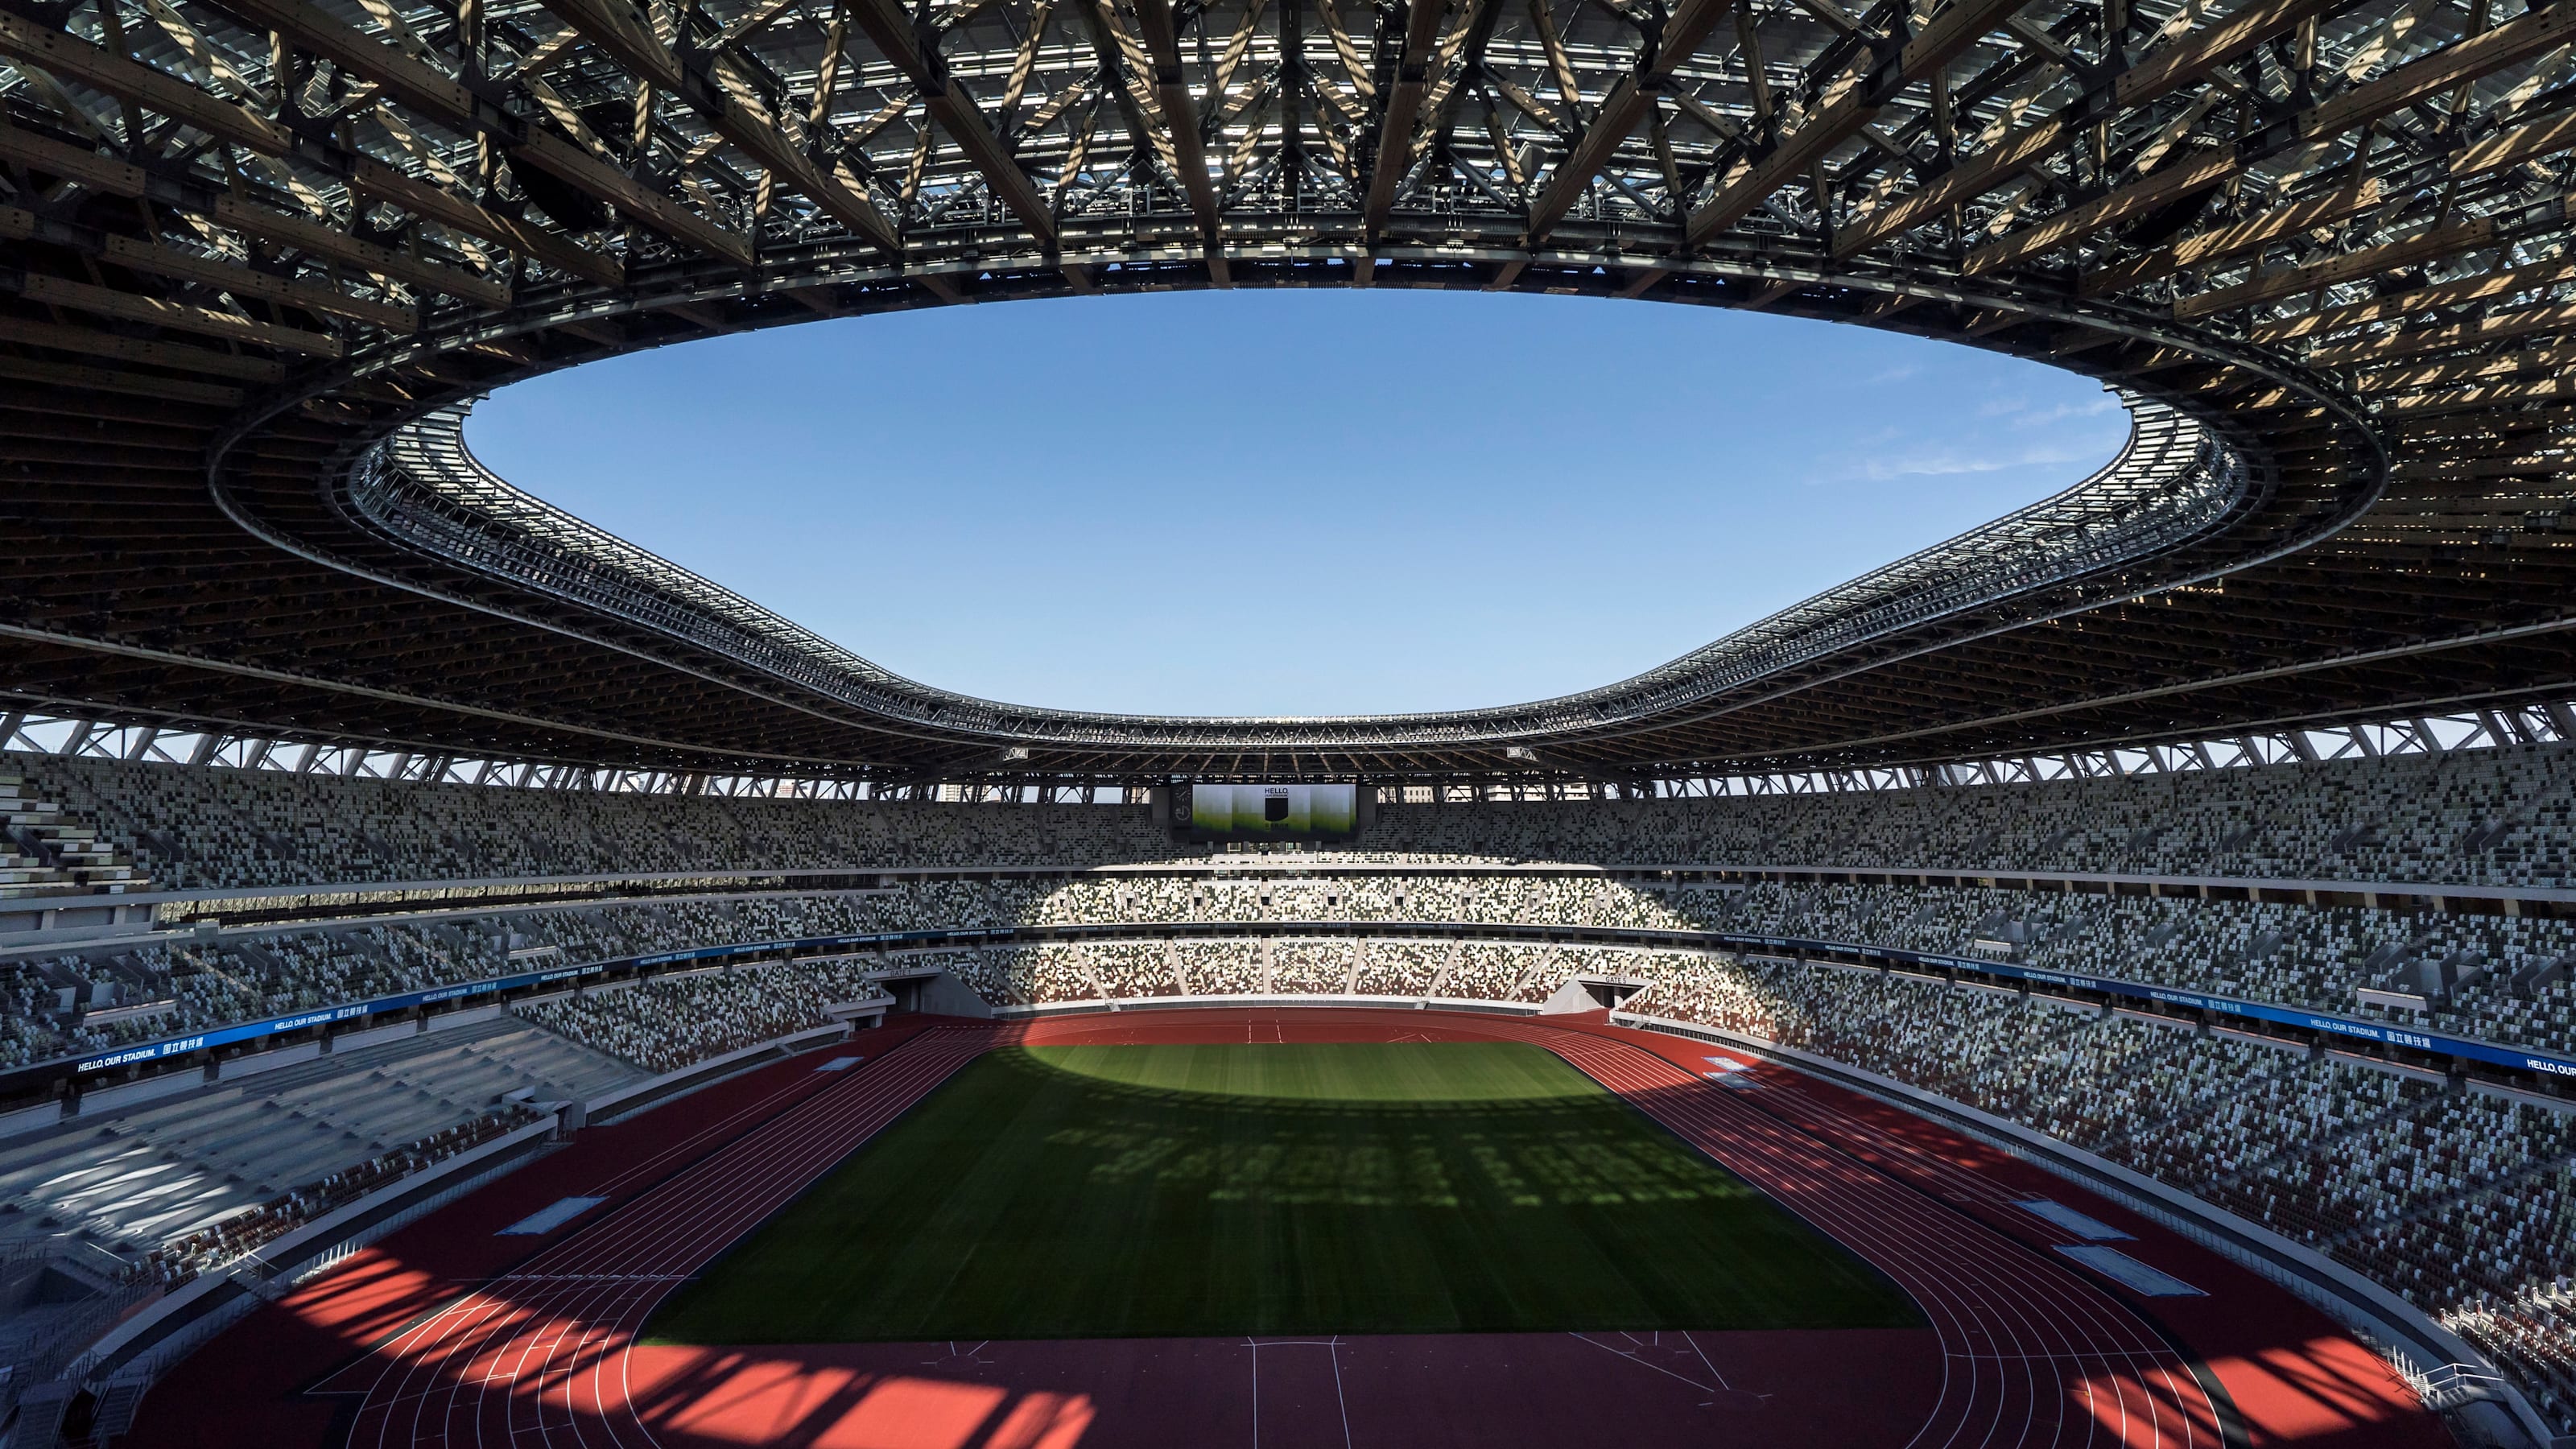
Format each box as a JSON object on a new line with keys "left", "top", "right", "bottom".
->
{"left": 640, "top": 1041, "right": 1924, "bottom": 1344}
{"left": 112, "top": 1014, "right": 2451, "bottom": 1449}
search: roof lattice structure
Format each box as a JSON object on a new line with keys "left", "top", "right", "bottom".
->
{"left": 2, "top": 0, "right": 2574, "bottom": 780}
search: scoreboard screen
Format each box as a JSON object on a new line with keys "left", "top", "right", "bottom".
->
{"left": 1179, "top": 783, "right": 1359, "bottom": 840}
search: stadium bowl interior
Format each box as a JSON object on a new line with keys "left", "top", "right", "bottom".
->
{"left": 6, "top": 0, "right": 2576, "bottom": 1442}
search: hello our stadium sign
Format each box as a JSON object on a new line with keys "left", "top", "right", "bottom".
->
{"left": 60, "top": 927, "right": 2576, "bottom": 1085}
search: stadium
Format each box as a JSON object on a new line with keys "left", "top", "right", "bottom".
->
{"left": 5, "top": 0, "right": 2576, "bottom": 1439}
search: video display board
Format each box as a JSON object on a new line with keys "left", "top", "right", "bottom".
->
{"left": 1179, "top": 783, "right": 1359, "bottom": 840}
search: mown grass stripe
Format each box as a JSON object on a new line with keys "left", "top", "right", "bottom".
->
{"left": 646, "top": 1042, "right": 1922, "bottom": 1343}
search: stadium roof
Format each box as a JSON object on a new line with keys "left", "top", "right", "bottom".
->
{"left": 3, "top": 0, "right": 2574, "bottom": 783}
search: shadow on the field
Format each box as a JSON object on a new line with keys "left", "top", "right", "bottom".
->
{"left": 109, "top": 1018, "right": 2462, "bottom": 1449}
{"left": 634, "top": 1044, "right": 1927, "bottom": 1343}
{"left": 997, "top": 1043, "right": 1745, "bottom": 1209}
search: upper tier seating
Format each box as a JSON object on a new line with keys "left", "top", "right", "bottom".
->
{"left": 0, "top": 772, "right": 150, "bottom": 899}
{"left": 12, "top": 753, "right": 1172, "bottom": 890}
{"left": 12, "top": 736, "right": 2576, "bottom": 891}
{"left": 1355, "top": 740, "right": 2576, "bottom": 886}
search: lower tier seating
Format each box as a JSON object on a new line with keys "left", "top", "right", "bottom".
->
{"left": 513, "top": 957, "right": 890, "bottom": 1073}
{"left": 14, "top": 871, "right": 2576, "bottom": 1074}
{"left": 0, "top": 1020, "right": 637, "bottom": 1287}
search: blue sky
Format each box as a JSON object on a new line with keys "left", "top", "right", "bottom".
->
{"left": 469, "top": 289, "right": 2128, "bottom": 717}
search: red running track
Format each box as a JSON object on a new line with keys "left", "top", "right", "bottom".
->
{"left": 133, "top": 1009, "right": 2448, "bottom": 1449}
{"left": 320, "top": 1025, "right": 999, "bottom": 1449}
{"left": 1488, "top": 1018, "right": 2225, "bottom": 1449}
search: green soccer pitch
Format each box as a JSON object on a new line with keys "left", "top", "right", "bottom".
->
{"left": 645, "top": 1042, "right": 1922, "bottom": 1343}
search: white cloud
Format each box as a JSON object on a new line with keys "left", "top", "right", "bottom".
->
{"left": 1979, "top": 391, "right": 2121, "bottom": 423}
{"left": 1814, "top": 440, "right": 2103, "bottom": 484}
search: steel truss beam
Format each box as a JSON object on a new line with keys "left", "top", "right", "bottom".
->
{"left": 3, "top": 0, "right": 2574, "bottom": 780}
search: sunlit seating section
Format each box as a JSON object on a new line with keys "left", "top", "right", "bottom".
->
{"left": 11, "top": 868, "right": 2576, "bottom": 1073}
{"left": 1350, "top": 941, "right": 1443, "bottom": 997}
{"left": 512, "top": 958, "right": 891, "bottom": 1074}
{"left": 1355, "top": 740, "right": 2576, "bottom": 887}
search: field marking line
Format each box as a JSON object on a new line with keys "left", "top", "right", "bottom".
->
{"left": 1329, "top": 1335, "right": 1353, "bottom": 1449}
{"left": 1695, "top": 1040, "right": 2204, "bottom": 1449}
{"left": 1510, "top": 1020, "right": 2215, "bottom": 1449}
{"left": 1702, "top": 1040, "right": 2221, "bottom": 1449}
{"left": 584, "top": 1037, "right": 989, "bottom": 1449}
{"left": 1680, "top": 1329, "right": 1732, "bottom": 1390}
{"left": 1649, "top": 1063, "right": 2083, "bottom": 1449}
{"left": 1947, "top": 1340, "right": 2215, "bottom": 1351}
{"left": 1565, "top": 1331, "right": 1725, "bottom": 1394}
{"left": 596, "top": 1033, "right": 1000, "bottom": 1448}
{"left": 346, "top": 1030, "right": 993, "bottom": 1449}
{"left": 334, "top": 1040, "right": 786, "bottom": 1442}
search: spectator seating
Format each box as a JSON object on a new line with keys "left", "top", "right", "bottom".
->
{"left": 11, "top": 755, "right": 1171, "bottom": 890}
{"left": 11, "top": 868, "right": 2576, "bottom": 1071}
{"left": 0, "top": 773, "right": 151, "bottom": 900}
{"left": 1358, "top": 738, "right": 2576, "bottom": 888}
{"left": 14, "top": 736, "right": 2576, "bottom": 893}
{"left": 0, "top": 1019, "right": 634, "bottom": 1287}
{"left": 7, "top": 739, "right": 2576, "bottom": 1428}
{"left": 513, "top": 958, "right": 890, "bottom": 1074}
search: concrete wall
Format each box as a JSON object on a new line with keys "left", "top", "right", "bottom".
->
{"left": 217, "top": 1040, "right": 322, "bottom": 1080}
{"left": 0, "top": 1099, "right": 62, "bottom": 1140}
{"left": 330, "top": 1020, "right": 418, "bottom": 1053}
{"left": 76, "top": 1070, "right": 202, "bottom": 1114}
